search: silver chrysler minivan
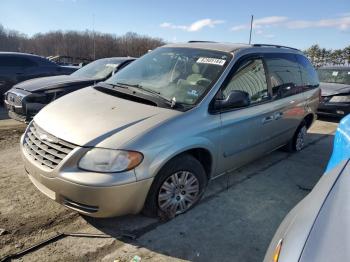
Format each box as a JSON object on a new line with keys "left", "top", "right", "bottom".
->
{"left": 21, "top": 42, "right": 320, "bottom": 218}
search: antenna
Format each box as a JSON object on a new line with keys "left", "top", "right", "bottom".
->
{"left": 249, "top": 15, "right": 254, "bottom": 44}
{"left": 92, "top": 14, "right": 96, "bottom": 60}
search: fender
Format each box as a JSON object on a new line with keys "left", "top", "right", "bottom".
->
{"left": 134, "top": 136, "right": 218, "bottom": 181}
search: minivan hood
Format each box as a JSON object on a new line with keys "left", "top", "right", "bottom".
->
{"left": 320, "top": 82, "right": 350, "bottom": 96}
{"left": 34, "top": 86, "right": 181, "bottom": 147}
{"left": 14, "top": 75, "right": 96, "bottom": 92}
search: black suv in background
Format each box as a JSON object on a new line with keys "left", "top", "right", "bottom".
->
{"left": 4, "top": 57, "right": 135, "bottom": 122}
{"left": 0, "top": 52, "right": 77, "bottom": 103}
{"left": 317, "top": 66, "right": 350, "bottom": 117}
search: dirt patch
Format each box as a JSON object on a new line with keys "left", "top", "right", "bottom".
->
{"left": 0, "top": 125, "right": 26, "bottom": 150}
{"left": 0, "top": 124, "right": 82, "bottom": 257}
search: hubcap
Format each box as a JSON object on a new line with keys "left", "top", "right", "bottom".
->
{"left": 296, "top": 126, "right": 307, "bottom": 151}
{"left": 158, "top": 171, "right": 200, "bottom": 215}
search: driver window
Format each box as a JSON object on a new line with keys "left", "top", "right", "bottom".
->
{"left": 223, "top": 58, "right": 269, "bottom": 104}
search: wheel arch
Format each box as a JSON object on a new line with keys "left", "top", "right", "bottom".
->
{"left": 303, "top": 113, "right": 315, "bottom": 129}
{"left": 150, "top": 143, "right": 216, "bottom": 181}
{"left": 172, "top": 148, "right": 213, "bottom": 179}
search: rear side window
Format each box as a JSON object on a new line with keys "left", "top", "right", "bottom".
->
{"left": 0, "top": 56, "right": 37, "bottom": 68}
{"left": 296, "top": 55, "right": 319, "bottom": 89}
{"left": 265, "top": 53, "right": 303, "bottom": 99}
{"left": 222, "top": 58, "right": 269, "bottom": 105}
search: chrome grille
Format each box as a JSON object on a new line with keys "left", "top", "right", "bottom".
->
{"left": 23, "top": 122, "right": 76, "bottom": 169}
{"left": 6, "top": 92, "right": 23, "bottom": 106}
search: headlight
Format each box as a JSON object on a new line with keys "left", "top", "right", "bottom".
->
{"left": 329, "top": 95, "right": 350, "bottom": 103}
{"left": 78, "top": 148, "right": 143, "bottom": 172}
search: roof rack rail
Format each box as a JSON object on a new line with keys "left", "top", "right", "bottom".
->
{"left": 252, "top": 44, "right": 300, "bottom": 51}
{"left": 188, "top": 40, "right": 217, "bottom": 43}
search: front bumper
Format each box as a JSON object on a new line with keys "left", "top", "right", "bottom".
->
{"left": 317, "top": 102, "right": 350, "bottom": 117}
{"left": 4, "top": 99, "right": 27, "bottom": 121}
{"left": 4, "top": 89, "right": 47, "bottom": 123}
{"left": 21, "top": 136, "right": 154, "bottom": 218}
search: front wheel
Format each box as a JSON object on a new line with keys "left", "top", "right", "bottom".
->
{"left": 143, "top": 154, "right": 207, "bottom": 218}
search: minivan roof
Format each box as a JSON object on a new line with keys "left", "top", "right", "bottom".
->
{"left": 163, "top": 42, "right": 302, "bottom": 54}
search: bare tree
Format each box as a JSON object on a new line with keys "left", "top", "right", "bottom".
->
{"left": 1, "top": 24, "right": 348, "bottom": 67}
{"left": 0, "top": 24, "right": 165, "bottom": 60}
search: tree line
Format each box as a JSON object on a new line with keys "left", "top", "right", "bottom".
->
{"left": 304, "top": 44, "right": 350, "bottom": 67}
{"left": 0, "top": 24, "right": 349, "bottom": 67}
{"left": 0, "top": 24, "right": 165, "bottom": 59}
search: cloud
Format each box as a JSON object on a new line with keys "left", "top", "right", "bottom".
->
{"left": 231, "top": 15, "right": 350, "bottom": 32}
{"left": 262, "top": 34, "right": 275, "bottom": 38}
{"left": 286, "top": 16, "right": 350, "bottom": 30}
{"left": 160, "top": 19, "right": 224, "bottom": 32}
{"left": 256, "top": 30, "right": 275, "bottom": 38}
{"left": 160, "top": 22, "right": 187, "bottom": 30}
{"left": 254, "top": 16, "right": 288, "bottom": 27}
{"left": 231, "top": 16, "right": 288, "bottom": 31}
{"left": 338, "top": 12, "right": 350, "bottom": 17}
{"left": 231, "top": 24, "right": 249, "bottom": 31}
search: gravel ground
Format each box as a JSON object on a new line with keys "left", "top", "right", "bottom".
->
{"left": 0, "top": 117, "right": 339, "bottom": 262}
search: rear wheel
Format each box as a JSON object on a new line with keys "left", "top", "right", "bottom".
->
{"left": 285, "top": 120, "right": 307, "bottom": 152}
{"left": 143, "top": 154, "right": 207, "bottom": 218}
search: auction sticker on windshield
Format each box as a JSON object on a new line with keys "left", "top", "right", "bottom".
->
{"left": 106, "top": 64, "right": 119, "bottom": 68}
{"left": 197, "top": 57, "right": 226, "bottom": 66}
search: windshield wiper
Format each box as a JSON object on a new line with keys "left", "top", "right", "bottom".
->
{"left": 115, "top": 82, "right": 179, "bottom": 108}
{"left": 138, "top": 87, "right": 179, "bottom": 108}
{"left": 114, "top": 82, "right": 141, "bottom": 88}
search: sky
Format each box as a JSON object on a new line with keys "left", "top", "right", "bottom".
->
{"left": 0, "top": 0, "right": 349, "bottom": 50}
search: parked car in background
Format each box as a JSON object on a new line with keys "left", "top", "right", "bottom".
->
{"left": 4, "top": 57, "right": 135, "bottom": 122}
{"left": 21, "top": 42, "right": 319, "bottom": 218}
{"left": 264, "top": 114, "right": 350, "bottom": 262}
{"left": 47, "top": 55, "right": 92, "bottom": 67}
{"left": 0, "top": 52, "right": 77, "bottom": 104}
{"left": 317, "top": 66, "right": 350, "bottom": 117}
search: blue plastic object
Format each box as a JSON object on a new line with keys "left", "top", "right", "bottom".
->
{"left": 326, "top": 115, "right": 350, "bottom": 172}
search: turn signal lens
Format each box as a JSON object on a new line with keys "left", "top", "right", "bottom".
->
{"left": 126, "top": 151, "right": 144, "bottom": 170}
{"left": 272, "top": 239, "right": 283, "bottom": 262}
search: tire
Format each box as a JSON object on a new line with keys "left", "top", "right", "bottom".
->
{"left": 284, "top": 120, "right": 308, "bottom": 152}
{"left": 143, "top": 154, "right": 208, "bottom": 218}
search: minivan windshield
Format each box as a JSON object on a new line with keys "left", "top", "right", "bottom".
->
{"left": 318, "top": 68, "right": 350, "bottom": 85}
{"left": 72, "top": 59, "right": 120, "bottom": 79}
{"left": 106, "top": 47, "right": 231, "bottom": 105}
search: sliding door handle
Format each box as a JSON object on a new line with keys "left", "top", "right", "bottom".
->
{"left": 274, "top": 112, "right": 283, "bottom": 120}
{"left": 262, "top": 115, "right": 274, "bottom": 124}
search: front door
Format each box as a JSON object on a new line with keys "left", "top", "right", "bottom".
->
{"left": 216, "top": 57, "right": 276, "bottom": 175}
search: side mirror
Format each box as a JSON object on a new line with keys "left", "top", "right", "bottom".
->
{"left": 214, "top": 90, "right": 250, "bottom": 110}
